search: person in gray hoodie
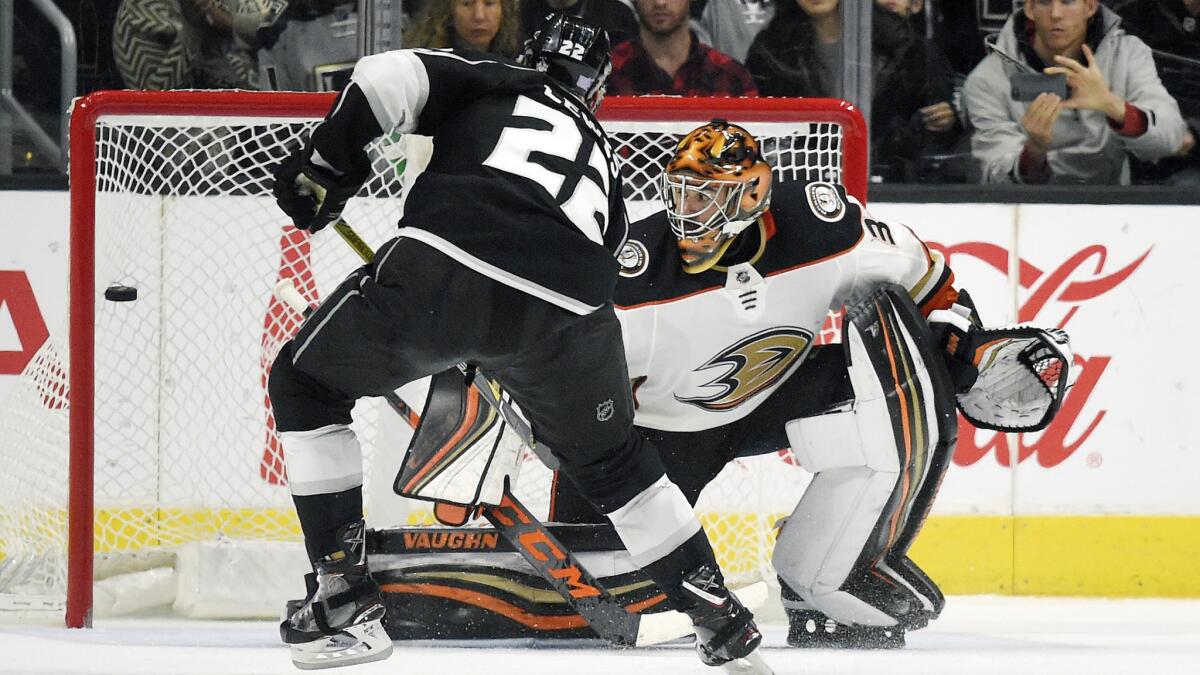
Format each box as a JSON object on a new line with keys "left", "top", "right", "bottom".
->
{"left": 962, "top": 0, "right": 1186, "bottom": 184}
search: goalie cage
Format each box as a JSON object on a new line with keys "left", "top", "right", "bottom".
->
{"left": 0, "top": 90, "right": 867, "bottom": 627}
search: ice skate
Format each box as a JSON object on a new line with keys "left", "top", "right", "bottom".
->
{"left": 680, "top": 564, "right": 773, "bottom": 674}
{"left": 280, "top": 521, "right": 392, "bottom": 670}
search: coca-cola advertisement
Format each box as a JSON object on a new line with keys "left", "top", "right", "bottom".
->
{"left": 875, "top": 202, "right": 1197, "bottom": 516}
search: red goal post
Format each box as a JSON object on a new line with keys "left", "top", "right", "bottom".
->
{"left": 11, "top": 91, "right": 868, "bottom": 628}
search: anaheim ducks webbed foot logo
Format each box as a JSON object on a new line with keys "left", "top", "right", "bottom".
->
{"left": 676, "top": 327, "right": 813, "bottom": 411}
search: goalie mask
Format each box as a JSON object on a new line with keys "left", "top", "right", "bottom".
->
{"left": 662, "top": 120, "right": 774, "bottom": 274}
{"left": 520, "top": 14, "right": 612, "bottom": 113}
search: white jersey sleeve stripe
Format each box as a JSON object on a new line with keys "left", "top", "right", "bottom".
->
{"left": 350, "top": 49, "right": 429, "bottom": 135}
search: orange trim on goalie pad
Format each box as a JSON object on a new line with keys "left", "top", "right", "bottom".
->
{"left": 401, "top": 384, "right": 484, "bottom": 494}
{"left": 876, "top": 302, "right": 916, "bottom": 552}
{"left": 434, "top": 502, "right": 475, "bottom": 526}
{"left": 380, "top": 582, "right": 668, "bottom": 630}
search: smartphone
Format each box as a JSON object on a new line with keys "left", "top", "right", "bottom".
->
{"left": 1011, "top": 73, "right": 1068, "bottom": 102}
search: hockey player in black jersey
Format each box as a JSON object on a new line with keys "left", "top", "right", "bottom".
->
{"left": 268, "top": 17, "right": 762, "bottom": 670}
{"left": 547, "top": 120, "right": 1075, "bottom": 648}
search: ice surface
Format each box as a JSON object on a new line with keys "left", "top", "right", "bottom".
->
{"left": 3, "top": 596, "right": 1199, "bottom": 675}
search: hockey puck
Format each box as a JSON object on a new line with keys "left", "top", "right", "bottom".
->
{"left": 104, "top": 285, "right": 138, "bottom": 302}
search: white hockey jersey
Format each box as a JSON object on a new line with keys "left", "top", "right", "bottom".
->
{"left": 615, "top": 181, "right": 956, "bottom": 432}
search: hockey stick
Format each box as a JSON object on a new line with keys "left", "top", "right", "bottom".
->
{"left": 272, "top": 226, "right": 694, "bottom": 647}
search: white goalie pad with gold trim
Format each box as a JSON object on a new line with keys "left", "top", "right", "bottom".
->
{"left": 393, "top": 369, "right": 525, "bottom": 509}
{"left": 957, "top": 326, "right": 1073, "bottom": 432}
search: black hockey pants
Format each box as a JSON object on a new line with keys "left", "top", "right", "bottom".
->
{"left": 269, "top": 236, "right": 667, "bottom": 514}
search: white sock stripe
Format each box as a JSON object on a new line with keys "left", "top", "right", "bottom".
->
{"left": 280, "top": 425, "right": 364, "bottom": 496}
{"left": 605, "top": 475, "right": 702, "bottom": 568}
{"left": 288, "top": 473, "right": 365, "bottom": 497}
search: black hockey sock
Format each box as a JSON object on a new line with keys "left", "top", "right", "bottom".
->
{"left": 293, "top": 486, "right": 364, "bottom": 563}
{"left": 640, "top": 528, "right": 720, "bottom": 608}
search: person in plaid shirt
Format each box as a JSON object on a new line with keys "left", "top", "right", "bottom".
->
{"left": 608, "top": 0, "right": 757, "bottom": 96}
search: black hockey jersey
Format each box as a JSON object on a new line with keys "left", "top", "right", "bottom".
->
{"left": 346, "top": 48, "right": 628, "bottom": 314}
{"left": 615, "top": 181, "right": 957, "bottom": 431}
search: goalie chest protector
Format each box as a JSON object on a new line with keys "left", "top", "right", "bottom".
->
{"left": 615, "top": 181, "right": 941, "bottom": 433}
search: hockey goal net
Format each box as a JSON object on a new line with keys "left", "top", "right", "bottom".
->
{"left": 0, "top": 90, "right": 865, "bottom": 627}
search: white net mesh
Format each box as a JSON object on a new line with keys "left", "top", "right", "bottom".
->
{"left": 0, "top": 95, "right": 855, "bottom": 618}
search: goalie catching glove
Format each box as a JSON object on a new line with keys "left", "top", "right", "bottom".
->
{"left": 929, "top": 292, "right": 1073, "bottom": 432}
{"left": 272, "top": 143, "right": 368, "bottom": 233}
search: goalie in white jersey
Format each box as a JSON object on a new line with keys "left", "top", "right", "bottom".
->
{"left": 548, "top": 120, "right": 1075, "bottom": 648}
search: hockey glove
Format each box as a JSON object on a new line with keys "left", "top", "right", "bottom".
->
{"left": 272, "top": 144, "right": 367, "bottom": 233}
{"left": 953, "top": 326, "right": 1073, "bottom": 432}
{"left": 927, "top": 290, "right": 983, "bottom": 394}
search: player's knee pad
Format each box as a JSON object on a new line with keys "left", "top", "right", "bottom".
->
{"left": 773, "top": 284, "right": 956, "bottom": 627}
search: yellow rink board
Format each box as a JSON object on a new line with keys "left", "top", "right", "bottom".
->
{"left": 4, "top": 511, "right": 1199, "bottom": 597}
{"left": 909, "top": 515, "right": 1200, "bottom": 597}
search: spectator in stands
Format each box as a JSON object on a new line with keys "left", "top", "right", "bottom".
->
{"left": 520, "top": 0, "right": 639, "bottom": 46}
{"left": 608, "top": 0, "right": 757, "bottom": 95}
{"left": 877, "top": 0, "right": 923, "bottom": 33}
{"left": 962, "top": 0, "right": 1187, "bottom": 184}
{"left": 693, "top": 0, "right": 774, "bottom": 63}
{"left": 1109, "top": 0, "right": 1200, "bottom": 58}
{"left": 259, "top": 0, "right": 358, "bottom": 91}
{"left": 873, "top": 0, "right": 955, "bottom": 168}
{"left": 113, "top": 0, "right": 276, "bottom": 89}
{"left": 405, "top": 0, "right": 521, "bottom": 58}
{"left": 1106, "top": 0, "right": 1199, "bottom": 184}
{"left": 745, "top": 0, "right": 961, "bottom": 180}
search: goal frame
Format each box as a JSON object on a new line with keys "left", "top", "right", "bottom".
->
{"left": 65, "top": 90, "right": 868, "bottom": 628}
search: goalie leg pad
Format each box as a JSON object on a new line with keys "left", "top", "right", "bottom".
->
{"left": 394, "top": 368, "right": 522, "bottom": 513}
{"left": 774, "top": 284, "right": 956, "bottom": 628}
{"left": 367, "top": 524, "right": 666, "bottom": 641}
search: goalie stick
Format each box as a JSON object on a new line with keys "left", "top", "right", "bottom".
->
{"left": 273, "top": 225, "right": 702, "bottom": 648}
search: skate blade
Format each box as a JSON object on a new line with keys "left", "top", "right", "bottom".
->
{"left": 290, "top": 619, "right": 394, "bottom": 670}
{"left": 720, "top": 650, "right": 775, "bottom": 675}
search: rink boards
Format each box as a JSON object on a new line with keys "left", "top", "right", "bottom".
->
{"left": 2, "top": 191, "right": 1198, "bottom": 596}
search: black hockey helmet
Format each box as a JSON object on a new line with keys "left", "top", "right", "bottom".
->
{"left": 520, "top": 13, "right": 612, "bottom": 112}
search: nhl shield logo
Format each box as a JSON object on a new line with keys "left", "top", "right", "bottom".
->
{"left": 618, "top": 240, "right": 649, "bottom": 278}
{"left": 596, "top": 399, "right": 614, "bottom": 421}
{"left": 805, "top": 182, "right": 845, "bottom": 223}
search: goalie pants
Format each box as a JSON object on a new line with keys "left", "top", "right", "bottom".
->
{"left": 550, "top": 344, "right": 853, "bottom": 521}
